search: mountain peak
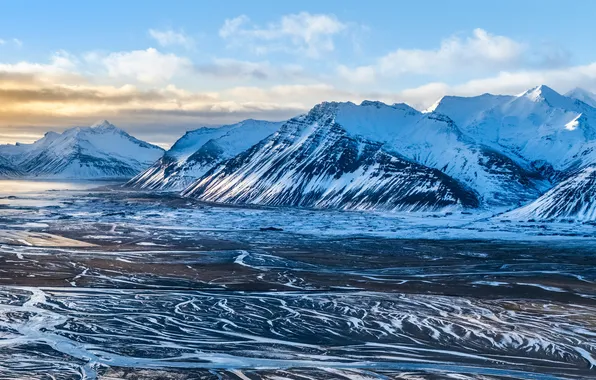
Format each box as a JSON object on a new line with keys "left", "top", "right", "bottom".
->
{"left": 565, "top": 87, "right": 596, "bottom": 108}
{"left": 423, "top": 97, "right": 444, "bottom": 113}
{"left": 519, "top": 85, "right": 562, "bottom": 102}
{"left": 566, "top": 87, "right": 594, "bottom": 96}
{"left": 90, "top": 120, "right": 118, "bottom": 131}
{"left": 360, "top": 100, "right": 389, "bottom": 108}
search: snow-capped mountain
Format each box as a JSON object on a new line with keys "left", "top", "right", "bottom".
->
{"left": 183, "top": 102, "right": 479, "bottom": 211}
{"left": 430, "top": 85, "right": 596, "bottom": 177}
{"left": 324, "top": 101, "right": 546, "bottom": 206}
{"left": 0, "top": 156, "right": 22, "bottom": 177}
{"left": 127, "top": 120, "right": 283, "bottom": 190}
{"left": 505, "top": 166, "right": 596, "bottom": 221}
{"left": 0, "top": 121, "right": 164, "bottom": 179}
{"left": 566, "top": 87, "right": 596, "bottom": 108}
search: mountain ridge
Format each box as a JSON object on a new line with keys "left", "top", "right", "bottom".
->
{"left": 182, "top": 102, "right": 481, "bottom": 211}
{"left": 126, "top": 119, "right": 283, "bottom": 190}
{"left": 0, "top": 120, "right": 164, "bottom": 179}
{"left": 2, "top": 85, "right": 596, "bottom": 219}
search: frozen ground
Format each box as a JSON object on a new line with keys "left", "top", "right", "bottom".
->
{"left": 0, "top": 180, "right": 595, "bottom": 379}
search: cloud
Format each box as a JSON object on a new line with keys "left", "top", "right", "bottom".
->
{"left": 0, "top": 38, "right": 23, "bottom": 47}
{"left": 100, "top": 48, "right": 192, "bottom": 83}
{"left": 219, "top": 12, "right": 347, "bottom": 58}
{"left": 0, "top": 51, "right": 82, "bottom": 85}
{"left": 194, "top": 59, "right": 308, "bottom": 81}
{"left": 219, "top": 15, "right": 250, "bottom": 39}
{"left": 339, "top": 28, "right": 528, "bottom": 83}
{"left": 337, "top": 65, "right": 376, "bottom": 84}
{"left": 451, "top": 63, "right": 596, "bottom": 96}
{"left": 369, "top": 62, "right": 596, "bottom": 110}
{"left": 0, "top": 68, "right": 304, "bottom": 145}
{"left": 149, "top": 29, "right": 194, "bottom": 49}
{"left": 0, "top": 34, "right": 594, "bottom": 147}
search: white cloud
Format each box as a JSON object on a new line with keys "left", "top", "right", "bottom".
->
{"left": 219, "top": 15, "right": 250, "bottom": 39}
{"left": 219, "top": 12, "right": 347, "bottom": 58}
{"left": 0, "top": 38, "right": 23, "bottom": 47}
{"left": 337, "top": 64, "right": 376, "bottom": 84}
{"left": 101, "top": 48, "right": 191, "bottom": 83}
{"left": 1, "top": 28, "right": 595, "bottom": 146}
{"left": 339, "top": 28, "right": 527, "bottom": 83}
{"left": 195, "top": 58, "right": 308, "bottom": 81}
{"left": 451, "top": 63, "right": 596, "bottom": 96}
{"left": 374, "top": 62, "right": 596, "bottom": 110}
{"left": 0, "top": 50, "right": 79, "bottom": 80}
{"left": 149, "top": 29, "right": 194, "bottom": 49}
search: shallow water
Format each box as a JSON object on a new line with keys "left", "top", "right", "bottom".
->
{"left": 0, "top": 184, "right": 594, "bottom": 379}
{"left": 0, "top": 180, "right": 106, "bottom": 195}
{"left": 1, "top": 286, "right": 593, "bottom": 379}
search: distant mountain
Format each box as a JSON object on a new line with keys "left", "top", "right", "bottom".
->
{"left": 0, "top": 156, "right": 22, "bottom": 177}
{"left": 127, "top": 119, "right": 283, "bottom": 190}
{"left": 566, "top": 87, "right": 596, "bottom": 108}
{"left": 0, "top": 120, "right": 164, "bottom": 179}
{"left": 506, "top": 166, "right": 596, "bottom": 221}
{"left": 430, "top": 85, "right": 596, "bottom": 178}
{"left": 183, "top": 102, "right": 479, "bottom": 211}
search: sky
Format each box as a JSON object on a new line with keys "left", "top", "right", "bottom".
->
{"left": 1, "top": 0, "right": 596, "bottom": 147}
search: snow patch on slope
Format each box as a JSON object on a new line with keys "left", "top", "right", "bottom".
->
{"left": 127, "top": 120, "right": 283, "bottom": 190}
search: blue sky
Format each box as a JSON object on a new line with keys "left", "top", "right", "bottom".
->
{"left": 1, "top": 0, "right": 595, "bottom": 146}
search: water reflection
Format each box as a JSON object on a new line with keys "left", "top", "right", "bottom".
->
{"left": 0, "top": 179, "right": 115, "bottom": 195}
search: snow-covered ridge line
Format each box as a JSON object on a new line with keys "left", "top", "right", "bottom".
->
{"left": 179, "top": 85, "right": 596, "bottom": 214}
{"left": 126, "top": 119, "right": 283, "bottom": 191}
{"left": 0, "top": 120, "right": 164, "bottom": 179}
{"left": 3, "top": 85, "right": 596, "bottom": 220}
{"left": 182, "top": 102, "right": 480, "bottom": 211}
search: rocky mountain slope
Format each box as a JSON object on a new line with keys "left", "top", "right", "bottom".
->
{"left": 183, "top": 102, "right": 480, "bottom": 211}
{"left": 506, "top": 166, "right": 596, "bottom": 221}
{"left": 127, "top": 120, "right": 282, "bottom": 190}
{"left": 0, "top": 156, "right": 22, "bottom": 177}
{"left": 3, "top": 85, "right": 596, "bottom": 219}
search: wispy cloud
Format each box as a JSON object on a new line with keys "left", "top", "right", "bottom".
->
{"left": 219, "top": 12, "right": 347, "bottom": 58}
{"left": 98, "top": 48, "right": 192, "bottom": 83}
{"left": 148, "top": 29, "right": 194, "bottom": 49}
{"left": 0, "top": 22, "right": 592, "bottom": 146}
{"left": 0, "top": 38, "right": 23, "bottom": 47}
{"left": 338, "top": 29, "right": 528, "bottom": 83}
{"left": 194, "top": 58, "right": 309, "bottom": 82}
